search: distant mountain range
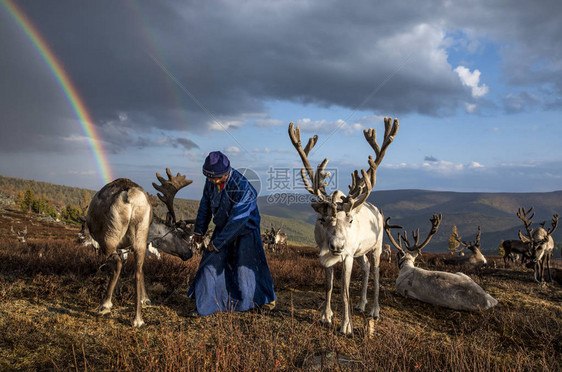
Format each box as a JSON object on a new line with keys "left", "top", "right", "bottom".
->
{"left": 258, "top": 189, "right": 562, "bottom": 253}
{"left": 2, "top": 174, "right": 561, "bottom": 253}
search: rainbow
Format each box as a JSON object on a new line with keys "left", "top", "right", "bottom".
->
{"left": 2, "top": 0, "right": 113, "bottom": 184}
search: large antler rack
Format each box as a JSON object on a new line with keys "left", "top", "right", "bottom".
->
{"left": 384, "top": 214, "right": 442, "bottom": 255}
{"left": 343, "top": 118, "right": 399, "bottom": 212}
{"left": 517, "top": 207, "right": 535, "bottom": 245}
{"left": 546, "top": 214, "right": 559, "bottom": 236}
{"left": 288, "top": 123, "right": 332, "bottom": 206}
{"left": 152, "top": 168, "right": 193, "bottom": 226}
{"left": 454, "top": 226, "right": 481, "bottom": 253}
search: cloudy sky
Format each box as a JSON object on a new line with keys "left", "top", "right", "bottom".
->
{"left": 1, "top": 0, "right": 561, "bottom": 199}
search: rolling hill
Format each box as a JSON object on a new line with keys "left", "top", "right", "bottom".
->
{"left": 257, "top": 189, "right": 562, "bottom": 253}
{"left": 2, "top": 174, "right": 561, "bottom": 252}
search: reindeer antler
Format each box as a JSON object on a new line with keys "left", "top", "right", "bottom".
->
{"left": 385, "top": 214, "right": 442, "bottom": 255}
{"left": 384, "top": 216, "right": 405, "bottom": 254}
{"left": 455, "top": 226, "right": 481, "bottom": 253}
{"left": 288, "top": 123, "right": 332, "bottom": 206}
{"left": 546, "top": 214, "right": 559, "bottom": 235}
{"left": 342, "top": 118, "right": 399, "bottom": 212}
{"left": 152, "top": 168, "right": 193, "bottom": 225}
{"left": 517, "top": 207, "right": 535, "bottom": 245}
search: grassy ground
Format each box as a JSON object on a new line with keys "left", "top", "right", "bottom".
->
{"left": 0, "top": 208, "right": 561, "bottom": 371}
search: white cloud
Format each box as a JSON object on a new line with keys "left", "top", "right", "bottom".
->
{"left": 209, "top": 120, "right": 243, "bottom": 131}
{"left": 224, "top": 146, "right": 241, "bottom": 154}
{"left": 464, "top": 103, "right": 477, "bottom": 113}
{"left": 468, "top": 161, "right": 484, "bottom": 169}
{"left": 385, "top": 159, "right": 485, "bottom": 174}
{"left": 295, "top": 118, "right": 364, "bottom": 135}
{"left": 454, "top": 66, "right": 489, "bottom": 98}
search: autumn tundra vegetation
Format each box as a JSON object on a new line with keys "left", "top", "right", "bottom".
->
{"left": 0, "top": 125, "right": 561, "bottom": 369}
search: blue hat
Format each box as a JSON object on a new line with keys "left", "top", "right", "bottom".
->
{"left": 202, "top": 151, "right": 231, "bottom": 178}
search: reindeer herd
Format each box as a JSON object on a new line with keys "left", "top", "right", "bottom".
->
{"left": 36, "top": 116, "right": 555, "bottom": 333}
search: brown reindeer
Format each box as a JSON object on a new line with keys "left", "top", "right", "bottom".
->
{"left": 85, "top": 168, "right": 194, "bottom": 327}
{"left": 517, "top": 207, "right": 558, "bottom": 283}
{"left": 500, "top": 239, "right": 532, "bottom": 267}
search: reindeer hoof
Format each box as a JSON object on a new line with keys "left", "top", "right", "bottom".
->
{"left": 97, "top": 305, "right": 112, "bottom": 315}
{"left": 142, "top": 299, "right": 152, "bottom": 308}
{"left": 339, "top": 325, "right": 353, "bottom": 337}
{"left": 133, "top": 318, "right": 145, "bottom": 328}
{"left": 354, "top": 303, "right": 367, "bottom": 312}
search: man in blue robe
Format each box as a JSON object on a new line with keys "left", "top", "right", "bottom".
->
{"left": 188, "top": 151, "right": 276, "bottom": 316}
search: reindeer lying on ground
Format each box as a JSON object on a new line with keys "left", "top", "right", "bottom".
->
{"left": 385, "top": 215, "right": 498, "bottom": 311}
{"left": 84, "top": 168, "right": 195, "bottom": 327}
{"left": 517, "top": 207, "right": 558, "bottom": 283}
{"left": 289, "top": 117, "right": 398, "bottom": 335}
{"left": 443, "top": 226, "right": 487, "bottom": 269}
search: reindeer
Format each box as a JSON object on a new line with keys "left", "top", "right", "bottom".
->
{"left": 288, "top": 117, "right": 398, "bottom": 335}
{"left": 10, "top": 225, "right": 28, "bottom": 244}
{"left": 385, "top": 215, "right": 498, "bottom": 311}
{"left": 500, "top": 239, "right": 532, "bottom": 267}
{"left": 273, "top": 227, "right": 288, "bottom": 251}
{"left": 84, "top": 168, "right": 195, "bottom": 327}
{"left": 381, "top": 243, "right": 392, "bottom": 263}
{"left": 443, "top": 226, "right": 487, "bottom": 269}
{"left": 517, "top": 207, "right": 558, "bottom": 283}
{"left": 261, "top": 231, "right": 273, "bottom": 251}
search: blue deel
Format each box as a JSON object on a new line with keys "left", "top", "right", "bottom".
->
{"left": 188, "top": 168, "right": 276, "bottom": 315}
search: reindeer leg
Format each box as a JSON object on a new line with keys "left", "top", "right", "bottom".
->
{"left": 98, "top": 253, "right": 122, "bottom": 315}
{"left": 369, "top": 249, "right": 381, "bottom": 320}
{"left": 320, "top": 266, "right": 334, "bottom": 326}
{"left": 354, "top": 255, "right": 369, "bottom": 312}
{"left": 140, "top": 270, "right": 151, "bottom": 307}
{"left": 133, "top": 248, "right": 146, "bottom": 327}
{"left": 339, "top": 256, "right": 354, "bottom": 336}
{"left": 546, "top": 253, "right": 552, "bottom": 283}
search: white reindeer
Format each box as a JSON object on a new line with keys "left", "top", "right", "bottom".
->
{"left": 273, "top": 227, "right": 288, "bottom": 251}
{"left": 384, "top": 214, "right": 498, "bottom": 311}
{"left": 444, "top": 226, "right": 487, "bottom": 269}
{"left": 517, "top": 207, "right": 558, "bottom": 283}
{"left": 84, "top": 168, "right": 195, "bottom": 327}
{"left": 288, "top": 117, "right": 398, "bottom": 335}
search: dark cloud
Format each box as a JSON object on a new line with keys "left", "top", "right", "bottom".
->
{"left": 2, "top": 0, "right": 562, "bottom": 157}
{"left": 424, "top": 155, "right": 439, "bottom": 162}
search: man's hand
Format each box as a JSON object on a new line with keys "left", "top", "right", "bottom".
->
{"left": 207, "top": 241, "right": 219, "bottom": 252}
{"left": 192, "top": 234, "right": 203, "bottom": 245}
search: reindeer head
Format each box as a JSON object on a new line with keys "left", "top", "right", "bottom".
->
{"left": 289, "top": 118, "right": 398, "bottom": 258}
{"left": 455, "top": 226, "right": 482, "bottom": 255}
{"left": 148, "top": 168, "right": 195, "bottom": 261}
{"left": 518, "top": 207, "right": 558, "bottom": 267}
{"left": 384, "top": 214, "right": 442, "bottom": 268}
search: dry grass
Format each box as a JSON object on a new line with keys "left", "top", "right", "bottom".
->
{"left": 0, "top": 208, "right": 561, "bottom": 371}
